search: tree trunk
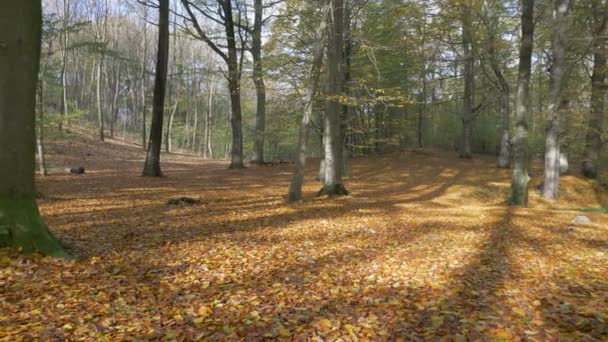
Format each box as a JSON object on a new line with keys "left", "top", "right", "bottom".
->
{"left": 204, "top": 75, "right": 215, "bottom": 159}
{"left": 318, "top": 0, "right": 348, "bottom": 197}
{"left": 543, "top": 0, "right": 571, "bottom": 200}
{"left": 460, "top": 3, "right": 474, "bottom": 159}
{"left": 288, "top": 4, "right": 329, "bottom": 202}
{"left": 37, "top": 51, "right": 50, "bottom": 177}
{"left": 488, "top": 26, "right": 512, "bottom": 168}
{"left": 166, "top": 84, "right": 179, "bottom": 153}
{"left": 142, "top": 0, "right": 169, "bottom": 177}
{"left": 223, "top": 1, "right": 244, "bottom": 169}
{"left": 511, "top": 0, "right": 534, "bottom": 205}
{"left": 60, "top": 0, "right": 69, "bottom": 130}
{"left": 251, "top": 0, "right": 266, "bottom": 164}
{"left": 110, "top": 63, "right": 121, "bottom": 138}
{"left": 418, "top": 66, "right": 427, "bottom": 148}
{"left": 192, "top": 98, "right": 199, "bottom": 152}
{"left": 0, "top": 0, "right": 70, "bottom": 257}
{"left": 96, "top": 54, "right": 105, "bottom": 141}
{"left": 141, "top": 6, "right": 148, "bottom": 149}
{"left": 582, "top": 3, "right": 608, "bottom": 179}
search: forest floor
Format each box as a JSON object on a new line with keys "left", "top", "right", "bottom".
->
{"left": 1, "top": 133, "right": 608, "bottom": 341}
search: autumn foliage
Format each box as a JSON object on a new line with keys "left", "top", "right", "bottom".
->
{"left": 1, "top": 137, "right": 607, "bottom": 340}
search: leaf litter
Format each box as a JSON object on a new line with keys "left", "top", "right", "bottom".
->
{"left": 1, "top": 137, "right": 607, "bottom": 340}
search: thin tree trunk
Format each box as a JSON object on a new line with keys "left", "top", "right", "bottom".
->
{"left": 511, "top": 0, "right": 534, "bottom": 205}
{"left": 460, "top": 3, "right": 474, "bottom": 159}
{"left": 141, "top": 6, "right": 148, "bottom": 149}
{"left": 97, "top": 54, "right": 105, "bottom": 141}
{"left": 192, "top": 98, "right": 199, "bottom": 152}
{"left": 60, "top": 0, "right": 69, "bottom": 130}
{"left": 251, "top": 0, "right": 266, "bottom": 164}
{"left": 110, "top": 62, "right": 121, "bottom": 138}
{"left": 0, "top": 0, "right": 70, "bottom": 257}
{"left": 166, "top": 81, "right": 179, "bottom": 153}
{"left": 37, "top": 43, "right": 51, "bottom": 177}
{"left": 142, "top": 0, "right": 169, "bottom": 177}
{"left": 288, "top": 4, "right": 329, "bottom": 202}
{"left": 543, "top": 0, "right": 571, "bottom": 200}
{"left": 204, "top": 75, "right": 215, "bottom": 159}
{"left": 418, "top": 66, "right": 427, "bottom": 148}
{"left": 582, "top": 2, "right": 608, "bottom": 179}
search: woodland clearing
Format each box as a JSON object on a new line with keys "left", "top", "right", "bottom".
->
{"left": 1, "top": 135, "right": 607, "bottom": 341}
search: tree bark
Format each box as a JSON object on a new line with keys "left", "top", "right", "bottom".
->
{"left": 318, "top": 0, "right": 348, "bottom": 197}
{"left": 0, "top": 0, "right": 70, "bottom": 257}
{"left": 142, "top": 0, "right": 169, "bottom": 177}
{"left": 181, "top": 0, "right": 244, "bottom": 169}
{"left": 60, "top": 0, "right": 70, "bottom": 130}
{"left": 460, "top": 3, "right": 474, "bottom": 159}
{"left": 96, "top": 54, "right": 105, "bottom": 141}
{"left": 251, "top": 0, "right": 266, "bottom": 164}
{"left": 109, "top": 63, "right": 121, "bottom": 138}
{"left": 141, "top": 6, "right": 148, "bottom": 149}
{"left": 511, "top": 0, "right": 534, "bottom": 206}
{"left": 223, "top": 1, "right": 244, "bottom": 169}
{"left": 582, "top": 1, "right": 608, "bottom": 179}
{"left": 543, "top": 0, "right": 571, "bottom": 200}
{"left": 288, "top": 4, "right": 329, "bottom": 202}
{"left": 204, "top": 75, "right": 215, "bottom": 159}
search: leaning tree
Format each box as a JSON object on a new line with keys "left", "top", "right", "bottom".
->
{"left": 0, "top": 0, "right": 70, "bottom": 257}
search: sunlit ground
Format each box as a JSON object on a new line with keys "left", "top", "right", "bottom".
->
{"left": 1, "top": 136, "right": 607, "bottom": 340}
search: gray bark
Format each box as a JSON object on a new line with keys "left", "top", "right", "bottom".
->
{"left": 288, "top": 4, "right": 329, "bottom": 202}
{"left": 60, "top": 0, "right": 69, "bottom": 130}
{"left": 318, "top": 0, "right": 348, "bottom": 196}
{"left": 460, "top": 3, "right": 474, "bottom": 159}
{"left": 251, "top": 0, "right": 266, "bottom": 164}
{"left": 141, "top": 6, "right": 148, "bottom": 149}
{"left": 543, "top": 0, "right": 571, "bottom": 200}
{"left": 511, "top": 0, "right": 534, "bottom": 206}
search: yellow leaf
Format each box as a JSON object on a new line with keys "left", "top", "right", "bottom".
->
{"left": 30, "top": 309, "right": 41, "bottom": 315}
{"left": 272, "top": 282, "right": 282, "bottom": 287}
{"left": 315, "top": 318, "right": 332, "bottom": 331}
{"left": 197, "top": 306, "right": 212, "bottom": 317}
{"left": 193, "top": 317, "right": 205, "bottom": 324}
{"left": 513, "top": 307, "right": 527, "bottom": 316}
{"left": 279, "top": 328, "right": 291, "bottom": 337}
{"left": 62, "top": 324, "right": 74, "bottom": 330}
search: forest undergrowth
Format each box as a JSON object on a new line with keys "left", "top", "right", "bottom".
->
{"left": 1, "top": 135, "right": 607, "bottom": 341}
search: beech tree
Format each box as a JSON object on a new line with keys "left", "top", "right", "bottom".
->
{"left": 288, "top": 2, "right": 329, "bottom": 202}
{"left": 542, "top": 0, "right": 571, "bottom": 200}
{"left": 181, "top": 0, "right": 246, "bottom": 169}
{"left": 511, "top": 0, "right": 535, "bottom": 206}
{"left": 318, "top": 0, "right": 349, "bottom": 196}
{"left": 142, "top": 0, "right": 170, "bottom": 177}
{"left": 0, "top": 0, "right": 70, "bottom": 258}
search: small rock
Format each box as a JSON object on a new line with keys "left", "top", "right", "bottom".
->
{"left": 572, "top": 216, "right": 591, "bottom": 223}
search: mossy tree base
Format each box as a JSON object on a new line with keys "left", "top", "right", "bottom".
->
{"left": 0, "top": 196, "right": 72, "bottom": 258}
{"left": 317, "top": 184, "right": 349, "bottom": 197}
{"left": 510, "top": 171, "right": 530, "bottom": 206}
